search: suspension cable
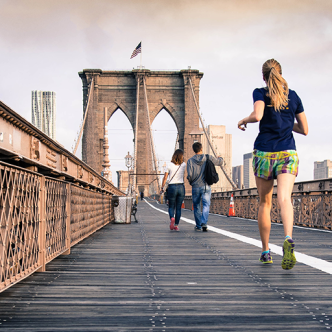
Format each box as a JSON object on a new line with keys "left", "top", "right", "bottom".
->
{"left": 133, "top": 76, "right": 140, "bottom": 194}
{"left": 73, "top": 78, "right": 94, "bottom": 155}
{"left": 188, "top": 76, "right": 237, "bottom": 189}
{"left": 143, "top": 77, "right": 161, "bottom": 193}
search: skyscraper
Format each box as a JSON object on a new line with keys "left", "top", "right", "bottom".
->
{"left": 202, "top": 125, "right": 232, "bottom": 192}
{"left": 232, "top": 165, "right": 243, "bottom": 189}
{"left": 314, "top": 160, "right": 332, "bottom": 179}
{"left": 243, "top": 152, "right": 256, "bottom": 189}
{"left": 31, "top": 91, "right": 56, "bottom": 140}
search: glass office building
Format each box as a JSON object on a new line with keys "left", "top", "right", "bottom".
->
{"left": 32, "top": 91, "right": 56, "bottom": 140}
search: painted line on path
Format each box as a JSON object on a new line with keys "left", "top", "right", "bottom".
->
{"left": 144, "top": 199, "right": 332, "bottom": 275}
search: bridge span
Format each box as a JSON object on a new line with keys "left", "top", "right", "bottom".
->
{"left": 1, "top": 95, "right": 332, "bottom": 330}
{"left": 0, "top": 199, "right": 331, "bottom": 331}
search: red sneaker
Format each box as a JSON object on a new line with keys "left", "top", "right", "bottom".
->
{"left": 170, "top": 217, "right": 175, "bottom": 230}
{"left": 173, "top": 225, "right": 179, "bottom": 231}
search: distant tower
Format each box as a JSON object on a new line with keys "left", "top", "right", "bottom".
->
{"left": 314, "top": 160, "right": 332, "bottom": 179}
{"left": 31, "top": 91, "right": 56, "bottom": 140}
{"left": 243, "top": 152, "right": 256, "bottom": 189}
{"left": 232, "top": 165, "right": 243, "bottom": 189}
{"left": 202, "top": 124, "right": 232, "bottom": 192}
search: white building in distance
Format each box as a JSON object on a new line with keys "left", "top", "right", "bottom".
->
{"left": 243, "top": 152, "right": 256, "bottom": 189}
{"left": 31, "top": 91, "right": 56, "bottom": 140}
{"left": 314, "top": 160, "right": 332, "bottom": 179}
{"left": 232, "top": 165, "right": 244, "bottom": 189}
{"left": 202, "top": 125, "right": 232, "bottom": 192}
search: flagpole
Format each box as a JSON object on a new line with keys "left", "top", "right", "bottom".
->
{"left": 140, "top": 41, "right": 142, "bottom": 70}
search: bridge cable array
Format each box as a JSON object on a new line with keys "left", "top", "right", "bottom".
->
{"left": 143, "top": 77, "right": 161, "bottom": 194}
{"left": 188, "top": 76, "right": 237, "bottom": 190}
{"left": 72, "top": 78, "right": 94, "bottom": 155}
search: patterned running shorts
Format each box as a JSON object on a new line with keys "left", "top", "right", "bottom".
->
{"left": 252, "top": 149, "right": 299, "bottom": 180}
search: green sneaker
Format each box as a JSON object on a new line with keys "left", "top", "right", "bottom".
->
{"left": 281, "top": 238, "right": 296, "bottom": 270}
{"left": 259, "top": 250, "right": 273, "bottom": 264}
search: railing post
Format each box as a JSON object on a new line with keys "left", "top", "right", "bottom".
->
{"left": 61, "top": 183, "right": 71, "bottom": 255}
{"left": 37, "top": 176, "right": 46, "bottom": 272}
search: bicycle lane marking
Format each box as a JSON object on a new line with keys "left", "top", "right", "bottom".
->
{"left": 144, "top": 199, "right": 332, "bottom": 275}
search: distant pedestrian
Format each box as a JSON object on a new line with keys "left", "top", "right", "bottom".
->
{"left": 238, "top": 58, "right": 308, "bottom": 269}
{"left": 140, "top": 191, "right": 144, "bottom": 201}
{"left": 160, "top": 149, "right": 186, "bottom": 231}
{"left": 187, "top": 142, "right": 223, "bottom": 232}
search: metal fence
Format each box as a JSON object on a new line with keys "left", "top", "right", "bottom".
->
{"left": 0, "top": 163, "right": 41, "bottom": 291}
{"left": 0, "top": 162, "right": 115, "bottom": 292}
{"left": 183, "top": 178, "right": 332, "bottom": 230}
{"left": 71, "top": 185, "right": 112, "bottom": 246}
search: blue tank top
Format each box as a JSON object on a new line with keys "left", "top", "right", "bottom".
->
{"left": 253, "top": 87, "right": 304, "bottom": 152}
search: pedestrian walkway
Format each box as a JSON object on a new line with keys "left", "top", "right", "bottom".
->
{"left": 0, "top": 199, "right": 331, "bottom": 331}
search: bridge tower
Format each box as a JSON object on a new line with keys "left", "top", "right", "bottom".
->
{"left": 79, "top": 69, "right": 203, "bottom": 196}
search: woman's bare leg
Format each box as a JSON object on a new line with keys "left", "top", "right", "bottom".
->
{"left": 277, "top": 173, "right": 296, "bottom": 238}
{"left": 255, "top": 176, "right": 274, "bottom": 252}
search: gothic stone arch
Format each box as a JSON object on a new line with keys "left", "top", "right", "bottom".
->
{"left": 79, "top": 69, "right": 203, "bottom": 195}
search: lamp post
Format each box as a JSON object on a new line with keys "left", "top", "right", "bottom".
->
{"left": 125, "top": 152, "right": 133, "bottom": 195}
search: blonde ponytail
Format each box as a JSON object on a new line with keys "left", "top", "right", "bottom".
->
{"left": 262, "top": 59, "right": 289, "bottom": 111}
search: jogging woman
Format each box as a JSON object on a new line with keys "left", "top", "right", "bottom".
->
{"left": 238, "top": 59, "right": 308, "bottom": 270}
{"left": 160, "top": 149, "right": 186, "bottom": 231}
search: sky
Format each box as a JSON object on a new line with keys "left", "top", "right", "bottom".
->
{"left": 0, "top": 0, "right": 331, "bottom": 184}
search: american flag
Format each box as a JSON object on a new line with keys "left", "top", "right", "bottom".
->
{"left": 130, "top": 42, "right": 142, "bottom": 59}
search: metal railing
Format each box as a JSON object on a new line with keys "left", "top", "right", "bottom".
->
{"left": 0, "top": 162, "right": 115, "bottom": 293}
{"left": 183, "top": 178, "right": 332, "bottom": 230}
{"left": 70, "top": 185, "right": 112, "bottom": 246}
{"left": 0, "top": 98, "right": 124, "bottom": 293}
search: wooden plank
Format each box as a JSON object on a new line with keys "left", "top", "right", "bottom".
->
{"left": 0, "top": 199, "right": 330, "bottom": 331}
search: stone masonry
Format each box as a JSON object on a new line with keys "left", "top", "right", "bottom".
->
{"left": 79, "top": 69, "right": 203, "bottom": 196}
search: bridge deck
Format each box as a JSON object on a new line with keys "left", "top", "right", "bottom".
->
{"left": 0, "top": 199, "right": 332, "bottom": 331}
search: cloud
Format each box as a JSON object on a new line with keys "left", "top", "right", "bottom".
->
{"left": 0, "top": 0, "right": 331, "bottom": 183}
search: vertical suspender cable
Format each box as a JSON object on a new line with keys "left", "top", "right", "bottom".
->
{"left": 133, "top": 76, "right": 140, "bottom": 193}
{"left": 143, "top": 77, "right": 161, "bottom": 193}
{"left": 174, "top": 133, "right": 179, "bottom": 152}
{"left": 188, "top": 76, "right": 237, "bottom": 189}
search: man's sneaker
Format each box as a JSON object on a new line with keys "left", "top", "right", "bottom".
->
{"left": 259, "top": 250, "right": 273, "bottom": 264}
{"left": 194, "top": 226, "right": 202, "bottom": 231}
{"left": 202, "top": 224, "right": 208, "bottom": 232}
{"left": 170, "top": 217, "right": 175, "bottom": 230}
{"left": 282, "top": 238, "right": 296, "bottom": 270}
{"left": 173, "top": 225, "right": 179, "bottom": 231}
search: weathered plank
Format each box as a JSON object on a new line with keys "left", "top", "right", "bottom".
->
{"left": 0, "top": 199, "right": 331, "bottom": 331}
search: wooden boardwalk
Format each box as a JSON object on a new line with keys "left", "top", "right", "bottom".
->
{"left": 0, "top": 199, "right": 332, "bottom": 331}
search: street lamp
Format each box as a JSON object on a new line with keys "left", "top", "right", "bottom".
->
{"left": 125, "top": 152, "right": 133, "bottom": 195}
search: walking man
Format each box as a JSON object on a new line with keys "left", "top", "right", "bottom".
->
{"left": 187, "top": 142, "right": 224, "bottom": 231}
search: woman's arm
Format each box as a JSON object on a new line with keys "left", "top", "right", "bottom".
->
{"left": 238, "top": 100, "right": 265, "bottom": 131}
{"left": 160, "top": 172, "right": 169, "bottom": 193}
{"left": 293, "top": 112, "right": 308, "bottom": 136}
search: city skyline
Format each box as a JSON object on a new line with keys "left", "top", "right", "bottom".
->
{"left": 0, "top": 0, "right": 331, "bottom": 184}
